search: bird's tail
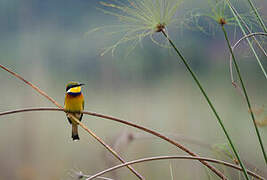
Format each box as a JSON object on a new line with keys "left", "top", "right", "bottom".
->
{"left": 72, "top": 124, "right": 79, "bottom": 141}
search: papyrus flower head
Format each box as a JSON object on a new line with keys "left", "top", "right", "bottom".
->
{"left": 94, "top": 0, "right": 182, "bottom": 56}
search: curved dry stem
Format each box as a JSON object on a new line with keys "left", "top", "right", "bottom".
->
{"left": 0, "top": 64, "right": 62, "bottom": 107}
{"left": 76, "top": 117, "right": 145, "bottom": 180}
{"left": 232, "top": 32, "right": 267, "bottom": 54}
{"left": 225, "top": 0, "right": 266, "bottom": 56}
{"left": 0, "top": 107, "right": 227, "bottom": 179}
{"left": 0, "top": 64, "right": 226, "bottom": 179}
{"left": 222, "top": 26, "right": 267, "bottom": 172}
{"left": 0, "top": 64, "right": 144, "bottom": 180}
{"left": 85, "top": 156, "right": 264, "bottom": 180}
{"left": 230, "top": 32, "right": 267, "bottom": 91}
{"left": 225, "top": 0, "right": 267, "bottom": 80}
{"left": 99, "top": 131, "right": 267, "bottom": 179}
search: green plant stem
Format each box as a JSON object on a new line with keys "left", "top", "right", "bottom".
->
{"left": 245, "top": 0, "right": 267, "bottom": 33}
{"left": 221, "top": 25, "right": 267, "bottom": 165}
{"left": 161, "top": 30, "right": 250, "bottom": 180}
{"left": 225, "top": 0, "right": 267, "bottom": 80}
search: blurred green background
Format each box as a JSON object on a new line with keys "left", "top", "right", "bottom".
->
{"left": 0, "top": 0, "right": 266, "bottom": 179}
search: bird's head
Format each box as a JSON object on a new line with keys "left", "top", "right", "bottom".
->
{"left": 66, "top": 82, "right": 84, "bottom": 95}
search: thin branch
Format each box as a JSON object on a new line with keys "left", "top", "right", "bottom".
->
{"left": 85, "top": 156, "right": 264, "bottom": 180}
{"left": 76, "top": 117, "right": 145, "bottom": 179}
{"left": 0, "top": 106, "right": 264, "bottom": 178}
{"left": 230, "top": 32, "right": 267, "bottom": 91}
{"left": 0, "top": 64, "right": 62, "bottom": 107}
{"left": 0, "top": 107, "right": 227, "bottom": 179}
{"left": 227, "top": 1, "right": 267, "bottom": 56}
{"left": 225, "top": 0, "right": 267, "bottom": 80}
{"left": 0, "top": 64, "right": 144, "bottom": 180}
{"left": 1, "top": 108, "right": 266, "bottom": 178}
{"left": 222, "top": 25, "right": 267, "bottom": 171}
{"left": 231, "top": 32, "right": 267, "bottom": 55}
{"left": 109, "top": 131, "right": 267, "bottom": 179}
{"left": 0, "top": 64, "right": 227, "bottom": 179}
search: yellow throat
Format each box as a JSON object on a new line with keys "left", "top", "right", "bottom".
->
{"left": 67, "top": 86, "right": 81, "bottom": 93}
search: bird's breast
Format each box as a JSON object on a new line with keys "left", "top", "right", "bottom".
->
{"left": 64, "top": 93, "right": 84, "bottom": 112}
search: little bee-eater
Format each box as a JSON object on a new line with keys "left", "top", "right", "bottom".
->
{"left": 64, "top": 82, "right": 84, "bottom": 141}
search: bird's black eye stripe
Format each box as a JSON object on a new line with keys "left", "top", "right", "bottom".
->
{"left": 66, "top": 84, "right": 81, "bottom": 92}
{"left": 66, "top": 86, "right": 70, "bottom": 92}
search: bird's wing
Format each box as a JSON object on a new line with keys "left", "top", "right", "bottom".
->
{"left": 82, "top": 98, "right": 85, "bottom": 110}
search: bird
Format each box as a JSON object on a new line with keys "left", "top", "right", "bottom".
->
{"left": 64, "top": 82, "right": 84, "bottom": 141}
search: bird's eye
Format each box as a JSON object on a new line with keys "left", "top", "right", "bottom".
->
{"left": 66, "top": 86, "right": 71, "bottom": 92}
{"left": 66, "top": 85, "right": 74, "bottom": 92}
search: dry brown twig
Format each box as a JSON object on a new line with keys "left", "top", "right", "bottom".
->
{"left": 229, "top": 32, "right": 267, "bottom": 95}
{"left": 1, "top": 108, "right": 226, "bottom": 180}
{"left": 85, "top": 156, "right": 264, "bottom": 180}
{"left": 111, "top": 131, "right": 267, "bottom": 177}
{"left": 1, "top": 108, "right": 266, "bottom": 179}
{"left": 0, "top": 64, "right": 144, "bottom": 180}
{"left": 0, "top": 64, "right": 227, "bottom": 179}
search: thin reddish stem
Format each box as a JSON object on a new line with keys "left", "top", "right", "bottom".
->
{"left": 0, "top": 107, "right": 228, "bottom": 179}
{"left": 0, "top": 64, "right": 144, "bottom": 180}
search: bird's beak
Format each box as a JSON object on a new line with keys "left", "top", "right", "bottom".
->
{"left": 79, "top": 83, "right": 85, "bottom": 86}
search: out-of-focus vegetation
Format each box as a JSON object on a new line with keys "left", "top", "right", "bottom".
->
{"left": 0, "top": 0, "right": 266, "bottom": 179}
